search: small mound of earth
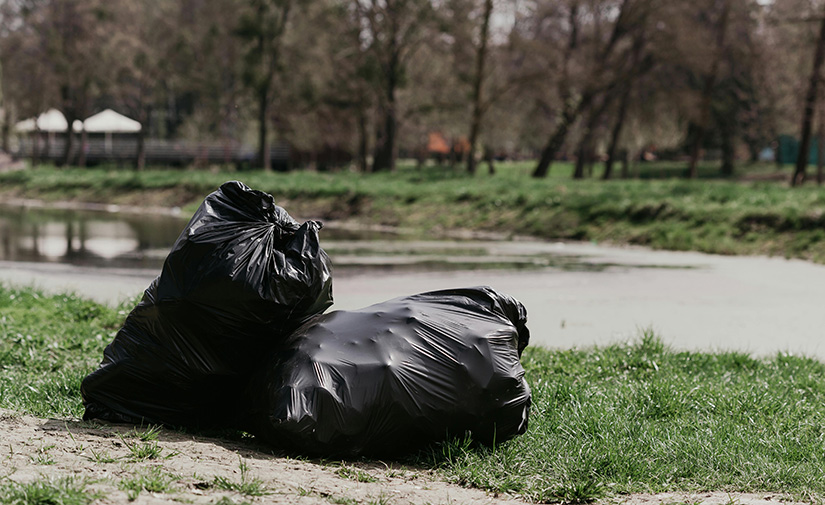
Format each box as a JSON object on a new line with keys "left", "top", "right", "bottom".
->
{"left": 0, "top": 409, "right": 808, "bottom": 505}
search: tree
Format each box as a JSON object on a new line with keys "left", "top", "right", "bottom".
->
{"left": 530, "top": 0, "right": 636, "bottom": 178}
{"left": 36, "top": 0, "right": 112, "bottom": 167}
{"left": 237, "top": 0, "right": 293, "bottom": 171}
{"left": 354, "top": 0, "right": 435, "bottom": 172}
{"left": 108, "top": 1, "right": 179, "bottom": 170}
{"left": 792, "top": 6, "right": 825, "bottom": 185}
{"left": 685, "top": 0, "right": 731, "bottom": 178}
{"left": 464, "top": 0, "right": 494, "bottom": 175}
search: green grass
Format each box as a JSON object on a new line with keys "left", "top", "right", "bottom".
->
{"left": 118, "top": 466, "right": 178, "bottom": 501}
{"left": 6, "top": 283, "right": 825, "bottom": 502}
{"left": 0, "top": 476, "right": 99, "bottom": 505}
{"left": 209, "top": 458, "right": 269, "bottom": 497}
{"left": 0, "top": 284, "right": 127, "bottom": 418}
{"left": 422, "top": 331, "right": 825, "bottom": 502}
{"left": 335, "top": 465, "right": 379, "bottom": 483}
{"left": 3, "top": 160, "right": 825, "bottom": 262}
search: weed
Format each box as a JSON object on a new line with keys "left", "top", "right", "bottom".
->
{"left": 335, "top": 465, "right": 378, "bottom": 483}
{"left": 119, "top": 466, "right": 178, "bottom": 501}
{"left": 29, "top": 445, "right": 55, "bottom": 465}
{"left": 328, "top": 495, "right": 358, "bottom": 505}
{"left": 84, "top": 448, "right": 117, "bottom": 464}
{"left": 367, "top": 493, "right": 393, "bottom": 505}
{"left": 123, "top": 424, "right": 162, "bottom": 441}
{"left": 211, "top": 457, "right": 269, "bottom": 497}
{"left": 210, "top": 498, "right": 252, "bottom": 505}
{"left": 120, "top": 436, "right": 167, "bottom": 462}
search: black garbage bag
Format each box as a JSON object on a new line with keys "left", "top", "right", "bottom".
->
{"left": 81, "top": 181, "right": 333, "bottom": 428}
{"left": 243, "top": 286, "right": 531, "bottom": 457}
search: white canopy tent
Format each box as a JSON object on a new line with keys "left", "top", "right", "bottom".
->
{"left": 14, "top": 109, "right": 82, "bottom": 133}
{"left": 83, "top": 109, "right": 142, "bottom": 133}
{"left": 82, "top": 109, "right": 142, "bottom": 155}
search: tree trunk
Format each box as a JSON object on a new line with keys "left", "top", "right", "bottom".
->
{"left": 0, "top": 60, "right": 5, "bottom": 153}
{"left": 793, "top": 13, "right": 825, "bottom": 186}
{"left": 720, "top": 121, "right": 735, "bottom": 176}
{"left": 532, "top": 4, "right": 581, "bottom": 179}
{"left": 818, "top": 99, "right": 825, "bottom": 185}
{"left": 687, "top": 0, "right": 731, "bottom": 179}
{"left": 485, "top": 146, "right": 496, "bottom": 175}
{"left": 532, "top": 106, "right": 578, "bottom": 178}
{"left": 78, "top": 129, "right": 87, "bottom": 168}
{"left": 31, "top": 130, "right": 40, "bottom": 166}
{"left": 603, "top": 31, "right": 645, "bottom": 181}
{"left": 61, "top": 123, "right": 75, "bottom": 167}
{"left": 372, "top": 101, "right": 396, "bottom": 172}
{"left": 0, "top": 103, "right": 9, "bottom": 153}
{"left": 258, "top": 85, "right": 271, "bottom": 171}
{"left": 573, "top": 138, "right": 589, "bottom": 179}
{"left": 620, "top": 150, "right": 630, "bottom": 178}
{"left": 466, "top": 0, "right": 493, "bottom": 176}
{"left": 573, "top": 101, "right": 607, "bottom": 179}
{"left": 356, "top": 105, "right": 369, "bottom": 172}
{"left": 604, "top": 88, "right": 630, "bottom": 180}
{"left": 371, "top": 8, "right": 401, "bottom": 173}
{"left": 135, "top": 129, "right": 146, "bottom": 171}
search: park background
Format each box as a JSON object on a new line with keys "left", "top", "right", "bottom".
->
{"left": 1, "top": 0, "right": 825, "bottom": 183}
{"left": 5, "top": 1, "right": 825, "bottom": 505}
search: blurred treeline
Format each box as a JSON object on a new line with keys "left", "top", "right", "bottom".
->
{"left": 0, "top": 0, "right": 820, "bottom": 176}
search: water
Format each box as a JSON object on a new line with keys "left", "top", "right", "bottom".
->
{"left": 3, "top": 203, "right": 825, "bottom": 359}
{"left": 0, "top": 205, "right": 187, "bottom": 269}
{"left": 0, "top": 203, "right": 673, "bottom": 274}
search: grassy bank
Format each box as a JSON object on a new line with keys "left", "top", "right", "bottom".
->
{"left": 3, "top": 161, "right": 825, "bottom": 262}
{"left": 4, "top": 283, "right": 825, "bottom": 503}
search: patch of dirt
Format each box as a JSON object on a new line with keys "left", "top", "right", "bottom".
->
{"left": 607, "top": 492, "right": 802, "bottom": 505}
{"left": 0, "top": 409, "right": 812, "bottom": 505}
{"left": 0, "top": 409, "right": 524, "bottom": 504}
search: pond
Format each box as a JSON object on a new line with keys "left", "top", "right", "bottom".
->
{"left": 0, "top": 203, "right": 642, "bottom": 274}
{"left": 4, "top": 202, "right": 825, "bottom": 359}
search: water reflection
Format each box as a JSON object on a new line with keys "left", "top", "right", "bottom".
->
{"left": 0, "top": 204, "right": 698, "bottom": 273}
{"left": 0, "top": 205, "right": 187, "bottom": 269}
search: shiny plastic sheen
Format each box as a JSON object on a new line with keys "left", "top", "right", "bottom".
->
{"left": 243, "top": 286, "right": 531, "bottom": 456}
{"left": 81, "top": 181, "right": 333, "bottom": 428}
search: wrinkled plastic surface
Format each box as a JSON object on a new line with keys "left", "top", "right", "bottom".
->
{"left": 81, "top": 181, "right": 333, "bottom": 428}
{"left": 243, "top": 286, "right": 531, "bottom": 456}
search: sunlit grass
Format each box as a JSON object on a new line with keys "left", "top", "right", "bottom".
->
{"left": 422, "top": 331, "right": 825, "bottom": 502}
{"left": 0, "top": 284, "right": 128, "bottom": 418}
{"left": 5, "top": 284, "right": 825, "bottom": 502}
{"left": 0, "top": 476, "right": 100, "bottom": 505}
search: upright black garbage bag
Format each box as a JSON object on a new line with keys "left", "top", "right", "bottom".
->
{"left": 244, "top": 286, "right": 531, "bottom": 456}
{"left": 81, "top": 181, "right": 333, "bottom": 428}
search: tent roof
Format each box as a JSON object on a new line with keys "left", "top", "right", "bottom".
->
{"left": 14, "top": 109, "right": 80, "bottom": 133}
{"left": 83, "top": 109, "right": 141, "bottom": 133}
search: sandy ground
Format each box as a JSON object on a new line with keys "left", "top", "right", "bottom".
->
{"left": 0, "top": 408, "right": 807, "bottom": 505}
{"left": 0, "top": 408, "right": 521, "bottom": 505}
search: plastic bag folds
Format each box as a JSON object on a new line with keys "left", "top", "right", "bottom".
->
{"left": 81, "top": 181, "right": 333, "bottom": 428}
{"left": 243, "top": 286, "right": 531, "bottom": 457}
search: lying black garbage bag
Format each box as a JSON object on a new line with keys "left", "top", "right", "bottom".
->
{"left": 243, "top": 286, "right": 531, "bottom": 457}
{"left": 81, "top": 181, "right": 333, "bottom": 428}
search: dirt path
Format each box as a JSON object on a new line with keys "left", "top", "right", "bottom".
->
{"left": 0, "top": 409, "right": 808, "bottom": 505}
{"left": 0, "top": 409, "right": 523, "bottom": 504}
